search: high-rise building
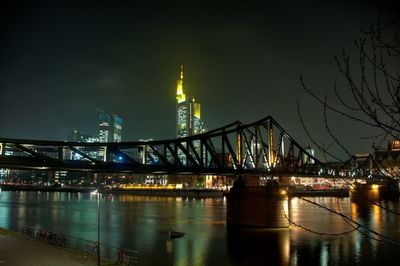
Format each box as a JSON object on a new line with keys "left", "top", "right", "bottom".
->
{"left": 176, "top": 65, "right": 204, "bottom": 138}
{"left": 112, "top": 114, "right": 123, "bottom": 142}
{"left": 99, "top": 112, "right": 123, "bottom": 143}
{"left": 99, "top": 112, "right": 111, "bottom": 143}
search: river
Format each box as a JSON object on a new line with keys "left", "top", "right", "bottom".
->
{"left": 0, "top": 191, "right": 399, "bottom": 265}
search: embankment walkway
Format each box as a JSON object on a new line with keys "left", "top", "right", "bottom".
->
{"left": 0, "top": 229, "right": 111, "bottom": 266}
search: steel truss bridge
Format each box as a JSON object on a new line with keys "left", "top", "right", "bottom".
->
{"left": 0, "top": 116, "right": 374, "bottom": 178}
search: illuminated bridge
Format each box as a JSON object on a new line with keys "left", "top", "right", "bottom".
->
{"left": 0, "top": 116, "right": 372, "bottom": 178}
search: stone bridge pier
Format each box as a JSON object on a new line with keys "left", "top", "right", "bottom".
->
{"left": 350, "top": 178, "right": 400, "bottom": 201}
{"left": 226, "top": 176, "right": 289, "bottom": 228}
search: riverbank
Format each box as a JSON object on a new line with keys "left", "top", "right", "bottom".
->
{"left": 289, "top": 188, "right": 349, "bottom": 197}
{"left": 0, "top": 184, "right": 225, "bottom": 197}
{"left": 0, "top": 184, "right": 96, "bottom": 193}
{"left": 103, "top": 188, "right": 225, "bottom": 197}
{"left": 0, "top": 184, "right": 350, "bottom": 197}
{"left": 0, "top": 228, "right": 112, "bottom": 266}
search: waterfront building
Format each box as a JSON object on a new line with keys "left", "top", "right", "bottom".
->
{"left": 375, "top": 140, "right": 400, "bottom": 177}
{"left": 0, "top": 168, "right": 10, "bottom": 180}
{"left": 389, "top": 140, "right": 400, "bottom": 151}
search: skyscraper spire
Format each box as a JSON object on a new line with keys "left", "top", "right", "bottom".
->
{"left": 180, "top": 64, "right": 184, "bottom": 80}
{"left": 176, "top": 64, "right": 186, "bottom": 103}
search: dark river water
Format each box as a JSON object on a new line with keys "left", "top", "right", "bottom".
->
{"left": 0, "top": 191, "right": 399, "bottom": 265}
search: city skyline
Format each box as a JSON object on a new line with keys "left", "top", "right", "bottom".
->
{"left": 66, "top": 64, "right": 205, "bottom": 143}
{"left": 0, "top": 1, "right": 397, "bottom": 160}
{"left": 0, "top": 1, "right": 398, "bottom": 264}
{"left": 68, "top": 111, "right": 122, "bottom": 143}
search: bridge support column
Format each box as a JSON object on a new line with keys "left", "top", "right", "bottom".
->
{"left": 226, "top": 177, "right": 289, "bottom": 228}
{"left": 350, "top": 179, "right": 400, "bottom": 201}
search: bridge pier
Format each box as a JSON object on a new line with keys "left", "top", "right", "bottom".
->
{"left": 226, "top": 177, "right": 289, "bottom": 228}
{"left": 350, "top": 179, "right": 400, "bottom": 201}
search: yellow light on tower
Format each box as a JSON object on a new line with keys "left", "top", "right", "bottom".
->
{"left": 176, "top": 64, "right": 186, "bottom": 103}
{"left": 194, "top": 102, "right": 201, "bottom": 118}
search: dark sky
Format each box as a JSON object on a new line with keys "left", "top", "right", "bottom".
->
{"left": 0, "top": 0, "right": 388, "bottom": 159}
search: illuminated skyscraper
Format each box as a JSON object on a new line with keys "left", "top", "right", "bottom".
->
{"left": 112, "top": 114, "right": 123, "bottom": 142}
{"left": 99, "top": 112, "right": 111, "bottom": 143}
{"left": 99, "top": 112, "right": 123, "bottom": 142}
{"left": 176, "top": 65, "right": 204, "bottom": 138}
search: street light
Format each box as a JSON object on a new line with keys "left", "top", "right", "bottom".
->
{"left": 97, "top": 190, "right": 100, "bottom": 266}
{"left": 91, "top": 189, "right": 100, "bottom": 266}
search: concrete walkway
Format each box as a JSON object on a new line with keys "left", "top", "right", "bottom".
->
{"left": 0, "top": 232, "right": 111, "bottom": 266}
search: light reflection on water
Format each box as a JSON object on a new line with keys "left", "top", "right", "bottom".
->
{"left": 0, "top": 191, "right": 399, "bottom": 265}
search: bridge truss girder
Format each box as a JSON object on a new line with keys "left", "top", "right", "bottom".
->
{"left": 0, "top": 116, "right": 375, "bottom": 178}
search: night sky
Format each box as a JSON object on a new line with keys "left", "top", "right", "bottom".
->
{"left": 0, "top": 0, "right": 388, "bottom": 159}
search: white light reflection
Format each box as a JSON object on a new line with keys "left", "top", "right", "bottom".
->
{"left": 320, "top": 242, "right": 329, "bottom": 266}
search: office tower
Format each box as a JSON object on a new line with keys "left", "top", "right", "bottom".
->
{"left": 112, "top": 114, "right": 123, "bottom": 142}
{"left": 176, "top": 65, "right": 204, "bottom": 138}
{"left": 99, "top": 112, "right": 111, "bottom": 143}
{"left": 99, "top": 112, "right": 123, "bottom": 143}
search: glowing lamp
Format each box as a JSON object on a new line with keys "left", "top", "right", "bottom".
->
{"left": 371, "top": 184, "right": 379, "bottom": 190}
